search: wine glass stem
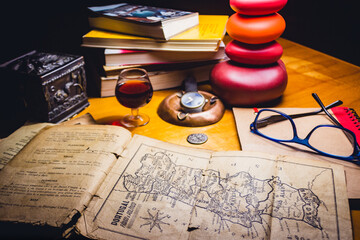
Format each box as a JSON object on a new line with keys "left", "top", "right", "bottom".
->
{"left": 131, "top": 108, "right": 140, "bottom": 119}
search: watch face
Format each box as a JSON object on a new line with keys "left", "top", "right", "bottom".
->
{"left": 180, "top": 92, "right": 205, "bottom": 108}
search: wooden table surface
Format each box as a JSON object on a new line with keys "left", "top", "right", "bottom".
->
{"left": 76, "top": 37, "right": 360, "bottom": 239}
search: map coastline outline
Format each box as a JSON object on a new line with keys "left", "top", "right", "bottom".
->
{"left": 92, "top": 143, "right": 340, "bottom": 239}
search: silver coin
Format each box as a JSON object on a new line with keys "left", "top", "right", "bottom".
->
{"left": 187, "top": 133, "right": 208, "bottom": 145}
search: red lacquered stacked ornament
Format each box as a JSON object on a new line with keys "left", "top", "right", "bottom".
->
{"left": 211, "top": 0, "right": 288, "bottom": 106}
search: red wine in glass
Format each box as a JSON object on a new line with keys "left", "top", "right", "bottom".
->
{"left": 115, "top": 80, "right": 153, "bottom": 109}
{"left": 115, "top": 68, "right": 153, "bottom": 127}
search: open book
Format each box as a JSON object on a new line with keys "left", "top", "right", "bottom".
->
{"left": 0, "top": 124, "right": 352, "bottom": 239}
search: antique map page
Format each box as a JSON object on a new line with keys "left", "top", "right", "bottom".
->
{"left": 76, "top": 135, "right": 352, "bottom": 240}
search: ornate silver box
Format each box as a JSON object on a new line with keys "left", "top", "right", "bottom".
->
{"left": 0, "top": 51, "right": 89, "bottom": 123}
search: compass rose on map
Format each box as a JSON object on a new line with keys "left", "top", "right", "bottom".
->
{"left": 140, "top": 209, "right": 170, "bottom": 232}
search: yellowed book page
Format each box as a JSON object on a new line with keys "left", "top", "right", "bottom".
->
{"left": 233, "top": 107, "right": 360, "bottom": 199}
{"left": 0, "top": 123, "right": 53, "bottom": 170}
{"left": 0, "top": 114, "right": 96, "bottom": 171}
{"left": 76, "top": 134, "right": 213, "bottom": 240}
{"left": 0, "top": 124, "right": 131, "bottom": 228}
{"left": 188, "top": 151, "right": 352, "bottom": 239}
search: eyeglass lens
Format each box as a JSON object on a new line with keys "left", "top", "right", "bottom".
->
{"left": 256, "top": 110, "right": 294, "bottom": 140}
{"left": 256, "top": 110, "right": 355, "bottom": 157}
{"left": 308, "top": 126, "right": 354, "bottom": 156}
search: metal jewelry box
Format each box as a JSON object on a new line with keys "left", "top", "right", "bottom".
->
{"left": 0, "top": 50, "right": 89, "bottom": 123}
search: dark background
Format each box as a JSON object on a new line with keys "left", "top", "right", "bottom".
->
{"left": 0, "top": 0, "right": 359, "bottom": 66}
{"left": 0, "top": 0, "right": 359, "bottom": 137}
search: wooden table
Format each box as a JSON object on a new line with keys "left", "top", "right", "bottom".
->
{"left": 76, "top": 37, "right": 360, "bottom": 239}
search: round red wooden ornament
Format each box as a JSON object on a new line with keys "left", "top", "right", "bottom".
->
{"left": 210, "top": 60, "right": 288, "bottom": 106}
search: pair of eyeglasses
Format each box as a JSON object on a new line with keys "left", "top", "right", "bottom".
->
{"left": 250, "top": 93, "right": 360, "bottom": 165}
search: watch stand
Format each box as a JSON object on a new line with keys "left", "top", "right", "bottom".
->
{"left": 157, "top": 91, "right": 225, "bottom": 127}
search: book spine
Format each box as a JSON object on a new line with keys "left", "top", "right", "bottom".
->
{"left": 332, "top": 107, "right": 360, "bottom": 145}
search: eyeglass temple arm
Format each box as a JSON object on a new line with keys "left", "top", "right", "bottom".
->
{"left": 311, "top": 93, "right": 342, "bottom": 126}
{"left": 312, "top": 93, "right": 358, "bottom": 148}
{"left": 255, "top": 100, "right": 343, "bottom": 128}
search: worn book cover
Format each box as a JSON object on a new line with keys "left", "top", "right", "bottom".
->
{"left": 0, "top": 124, "right": 353, "bottom": 239}
{"left": 88, "top": 3, "right": 199, "bottom": 40}
{"left": 82, "top": 15, "right": 229, "bottom": 52}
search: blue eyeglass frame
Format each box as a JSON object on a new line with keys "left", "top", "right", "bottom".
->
{"left": 250, "top": 109, "right": 360, "bottom": 165}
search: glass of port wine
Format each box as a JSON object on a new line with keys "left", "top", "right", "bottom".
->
{"left": 115, "top": 68, "right": 153, "bottom": 127}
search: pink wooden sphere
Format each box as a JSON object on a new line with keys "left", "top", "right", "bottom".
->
{"left": 230, "top": 0, "right": 288, "bottom": 15}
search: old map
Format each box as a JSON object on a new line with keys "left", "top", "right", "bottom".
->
{"left": 78, "top": 135, "right": 352, "bottom": 240}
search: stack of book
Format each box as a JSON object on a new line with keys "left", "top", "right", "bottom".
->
{"left": 82, "top": 3, "right": 229, "bottom": 97}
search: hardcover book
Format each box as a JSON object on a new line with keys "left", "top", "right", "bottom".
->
{"left": 82, "top": 15, "right": 229, "bottom": 52}
{"left": 87, "top": 3, "right": 199, "bottom": 40}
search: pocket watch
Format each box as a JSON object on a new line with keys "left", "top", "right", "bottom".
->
{"left": 179, "top": 75, "right": 207, "bottom": 113}
{"left": 180, "top": 91, "right": 207, "bottom": 113}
